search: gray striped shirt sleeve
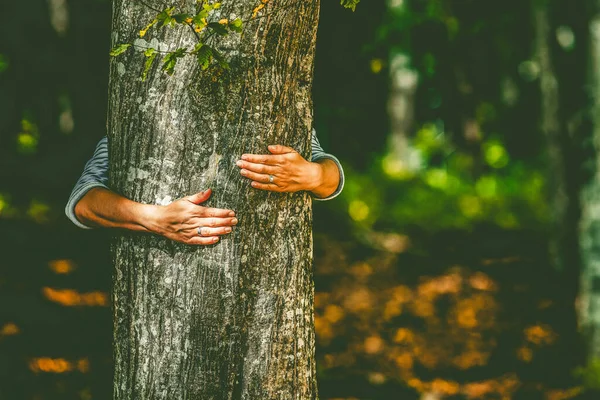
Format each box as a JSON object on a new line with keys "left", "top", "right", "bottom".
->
{"left": 64, "top": 137, "right": 109, "bottom": 229}
{"left": 310, "top": 128, "right": 345, "bottom": 201}
{"left": 65, "top": 129, "right": 345, "bottom": 228}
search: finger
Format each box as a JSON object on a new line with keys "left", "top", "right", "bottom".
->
{"left": 268, "top": 144, "right": 295, "bottom": 154}
{"left": 197, "top": 226, "right": 233, "bottom": 236}
{"left": 186, "top": 236, "right": 220, "bottom": 246}
{"left": 198, "top": 217, "right": 238, "bottom": 228}
{"left": 240, "top": 169, "right": 273, "bottom": 184}
{"left": 236, "top": 160, "right": 277, "bottom": 175}
{"left": 200, "top": 207, "right": 236, "bottom": 218}
{"left": 240, "top": 153, "right": 282, "bottom": 165}
{"left": 250, "top": 181, "right": 283, "bottom": 192}
{"left": 186, "top": 189, "right": 211, "bottom": 205}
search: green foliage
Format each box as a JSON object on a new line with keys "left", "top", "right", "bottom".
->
{"left": 142, "top": 48, "right": 157, "bottom": 81}
{"left": 228, "top": 18, "right": 243, "bottom": 33}
{"left": 109, "top": 44, "right": 131, "bottom": 57}
{"left": 156, "top": 7, "right": 177, "bottom": 28}
{"left": 110, "top": 2, "right": 241, "bottom": 78}
{"left": 0, "top": 54, "right": 8, "bottom": 73}
{"left": 193, "top": 44, "right": 214, "bottom": 70}
{"left": 340, "top": 0, "right": 360, "bottom": 11}
{"left": 139, "top": 18, "right": 158, "bottom": 38}
{"left": 212, "top": 48, "right": 229, "bottom": 70}
{"left": 340, "top": 123, "right": 548, "bottom": 232}
{"left": 161, "top": 48, "right": 186, "bottom": 76}
{"left": 207, "top": 22, "right": 229, "bottom": 36}
{"left": 17, "top": 116, "right": 40, "bottom": 155}
{"left": 111, "top": 0, "right": 354, "bottom": 79}
{"left": 574, "top": 358, "right": 600, "bottom": 390}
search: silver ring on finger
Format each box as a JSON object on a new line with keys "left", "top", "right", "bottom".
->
{"left": 269, "top": 174, "right": 274, "bottom": 183}
{"left": 197, "top": 226, "right": 205, "bottom": 236}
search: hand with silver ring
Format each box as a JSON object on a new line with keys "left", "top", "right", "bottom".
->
{"left": 146, "top": 188, "right": 238, "bottom": 245}
{"left": 236, "top": 145, "right": 323, "bottom": 194}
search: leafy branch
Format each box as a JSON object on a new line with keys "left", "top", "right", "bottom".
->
{"left": 111, "top": 0, "right": 358, "bottom": 81}
{"left": 110, "top": 1, "right": 243, "bottom": 81}
{"left": 341, "top": 0, "right": 360, "bottom": 11}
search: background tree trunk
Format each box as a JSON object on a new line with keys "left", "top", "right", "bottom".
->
{"left": 533, "top": 0, "right": 569, "bottom": 273}
{"left": 579, "top": 0, "right": 600, "bottom": 361}
{"left": 107, "top": 0, "right": 320, "bottom": 398}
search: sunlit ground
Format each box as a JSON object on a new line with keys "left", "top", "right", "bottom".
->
{"left": 0, "top": 217, "right": 588, "bottom": 400}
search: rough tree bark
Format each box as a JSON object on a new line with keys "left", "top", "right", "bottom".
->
{"left": 106, "top": 0, "right": 320, "bottom": 398}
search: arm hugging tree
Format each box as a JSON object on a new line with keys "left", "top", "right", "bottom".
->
{"left": 107, "top": 0, "right": 322, "bottom": 398}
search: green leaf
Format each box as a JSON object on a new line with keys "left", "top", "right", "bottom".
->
{"left": 161, "top": 48, "right": 187, "bottom": 75}
{"left": 208, "top": 22, "right": 228, "bottom": 36}
{"left": 109, "top": 43, "right": 131, "bottom": 57}
{"left": 196, "top": 45, "right": 214, "bottom": 70}
{"left": 212, "top": 48, "right": 229, "bottom": 70}
{"left": 191, "top": 42, "right": 204, "bottom": 54}
{"left": 193, "top": 10, "right": 209, "bottom": 33}
{"left": 139, "top": 18, "right": 158, "bottom": 37}
{"left": 157, "top": 6, "right": 176, "bottom": 28}
{"left": 228, "top": 18, "right": 243, "bottom": 33}
{"left": 172, "top": 13, "right": 192, "bottom": 23}
{"left": 141, "top": 48, "right": 157, "bottom": 81}
{"left": 340, "top": 0, "right": 360, "bottom": 11}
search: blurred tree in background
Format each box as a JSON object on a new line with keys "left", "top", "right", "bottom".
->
{"left": 2, "top": 0, "right": 600, "bottom": 399}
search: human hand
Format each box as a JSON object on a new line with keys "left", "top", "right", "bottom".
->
{"left": 236, "top": 145, "right": 322, "bottom": 193}
{"left": 146, "top": 189, "right": 237, "bottom": 245}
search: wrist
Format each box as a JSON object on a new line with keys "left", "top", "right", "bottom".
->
{"left": 138, "top": 203, "right": 164, "bottom": 234}
{"left": 306, "top": 161, "right": 324, "bottom": 193}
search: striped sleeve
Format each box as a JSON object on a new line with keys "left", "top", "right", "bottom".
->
{"left": 64, "top": 136, "right": 110, "bottom": 229}
{"left": 310, "top": 128, "right": 345, "bottom": 201}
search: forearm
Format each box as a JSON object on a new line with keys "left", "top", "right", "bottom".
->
{"left": 310, "top": 159, "right": 340, "bottom": 199}
{"left": 74, "top": 187, "right": 158, "bottom": 232}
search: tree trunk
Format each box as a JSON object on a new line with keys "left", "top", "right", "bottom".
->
{"left": 106, "top": 1, "right": 320, "bottom": 398}
{"left": 387, "top": 51, "right": 420, "bottom": 172}
{"left": 579, "top": 0, "right": 600, "bottom": 361}
{"left": 532, "top": 0, "right": 570, "bottom": 273}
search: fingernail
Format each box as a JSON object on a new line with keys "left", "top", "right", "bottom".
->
{"left": 232, "top": 218, "right": 238, "bottom": 224}
{"left": 236, "top": 160, "right": 243, "bottom": 167}
{"left": 229, "top": 211, "right": 235, "bottom": 217}
{"left": 213, "top": 237, "right": 219, "bottom": 242}
{"left": 241, "top": 155, "right": 249, "bottom": 160}
{"left": 225, "top": 227, "right": 232, "bottom": 233}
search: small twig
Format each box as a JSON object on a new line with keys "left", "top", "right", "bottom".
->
{"left": 133, "top": 44, "right": 191, "bottom": 55}
{"left": 203, "top": 29, "right": 218, "bottom": 45}
{"left": 185, "top": 22, "right": 203, "bottom": 42}
{"left": 242, "top": 2, "right": 296, "bottom": 24}
{"left": 137, "top": 0, "right": 162, "bottom": 13}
